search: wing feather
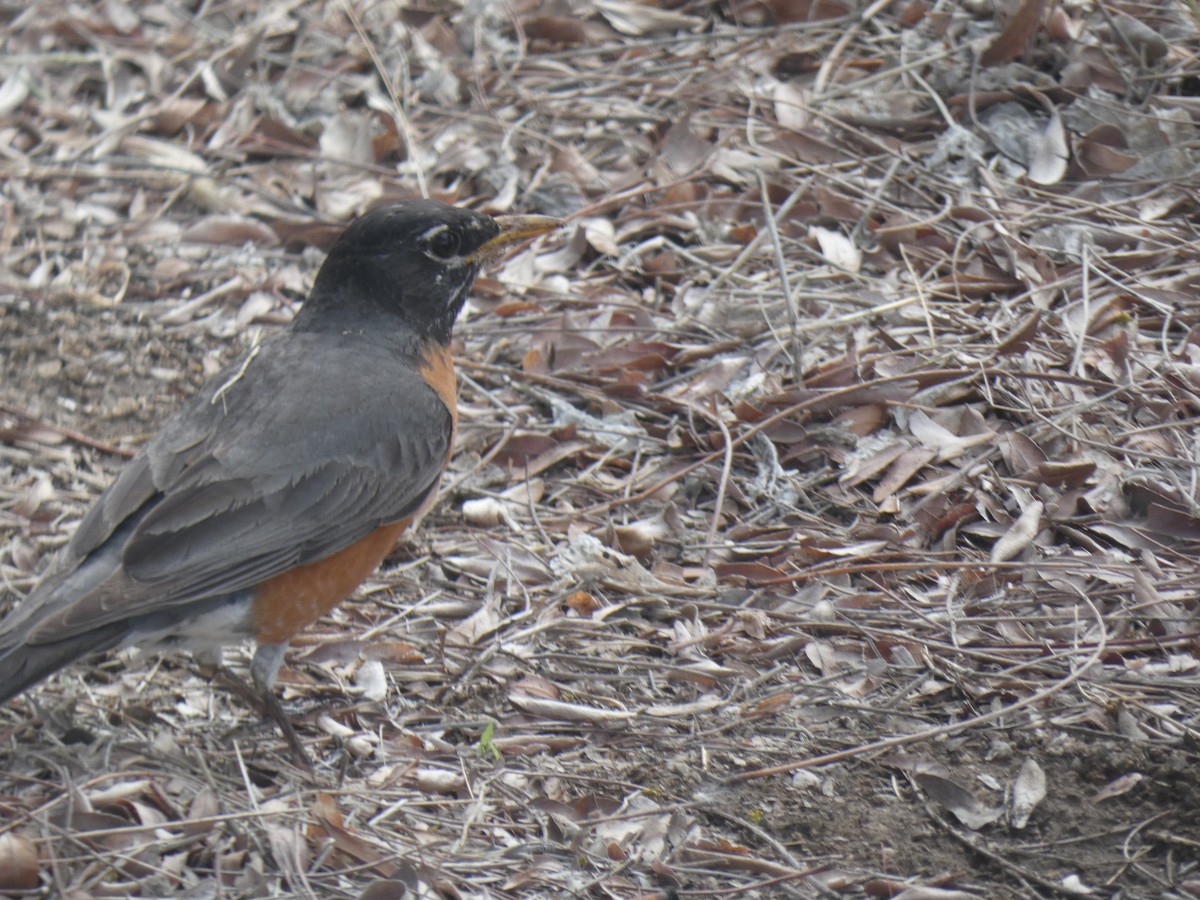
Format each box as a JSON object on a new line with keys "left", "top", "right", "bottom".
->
{"left": 26, "top": 332, "right": 452, "bottom": 642}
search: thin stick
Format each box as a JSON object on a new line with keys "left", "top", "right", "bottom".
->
{"left": 757, "top": 169, "right": 803, "bottom": 385}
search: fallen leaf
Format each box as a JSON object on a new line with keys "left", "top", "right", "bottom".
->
{"left": 1009, "top": 758, "right": 1046, "bottom": 829}
{"left": 1092, "top": 772, "right": 1144, "bottom": 803}
{"left": 810, "top": 225, "right": 861, "bottom": 272}
{"left": 1076, "top": 125, "right": 1137, "bottom": 177}
{"left": 592, "top": 0, "right": 703, "bottom": 35}
{"left": 509, "top": 694, "right": 634, "bottom": 726}
{"left": 990, "top": 501, "right": 1043, "bottom": 563}
{"left": 0, "top": 833, "right": 39, "bottom": 891}
{"left": 1108, "top": 13, "right": 1168, "bottom": 63}
{"left": 980, "top": 0, "right": 1045, "bottom": 67}
{"left": 914, "top": 772, "right": 1003, "bottom": 830}
{"left": 1027, "top": 106, "right": 1069, "bottom": 185}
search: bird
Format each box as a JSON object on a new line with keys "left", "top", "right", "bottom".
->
{"left": 0, "top": 199, "right": 559, "bottom": 755}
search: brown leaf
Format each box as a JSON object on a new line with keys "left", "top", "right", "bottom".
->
{"left": 492, "top": 300, "right": 543, "bottom": 317}
{"left": 873, "top": 447, "right": 936, "bottom": 504}
{"left": 659, "top": 114, "right": 713, "bottom": 176}
{"left": 239, "top": 116, "right": 319, "bottom": 157}
{"left": 265, "top": 217, "right": 345, "bottom": 250}
{"left": 358, "top": 880, "right": 411, "bottom": 900}
{"left": 1000, "top": 432, "right": 1046, "bottom": 475}
{"left": 1076, "top": 125, "right": 1137, "bottom": 177}
{"left": 834, "top": 404, "right": 887, "bottom": 436}
{"left": 612, "top": 514, "right": 669, "bottom": 557}
{"left": 180, "top": 216, "right": 279, "bottom": 246}
{"left": 150, "top": 96, "right": 213, "bottom": 136}
{"left": 584, "top": 341, "right": 677, "bottom": 375}
{"left": 1045, "top": 6, "right": 1082, "bottom": 41}
{"left": 1092, "top": 772, "right": 1144, "bottom": 803}
{"left": 566, "top": 590, "right": 600, "bottom": 615}
{"left": 914, "top": 772, "right": 1003, "bottom": 830}
{"left": 509, "top": 694, "right": 634, "bottom": 725}
{"left": 934, "top": 270, "right": 1023, "bottom": 298}
{"left": 0, "top": 833, "right": 39, "bottom": 891}
{"left": 551, "top": 144, "right": 608, "bottom": 192}
{"left": 840, "top": 442, "right": 908, "bottom": 488}
{"left": 492, "top": 435, "right": 588, "bottom": 478}
{"left": 898, "top": 1, "right": 927, "bottom": 28}
{"left": 1065, "top": 44, "right": 1130, "bottom": 94}
{"left": 926, "top": 502, "right": 978, "bottom": 540}
{"left": 713, "top": 560, "right": 789, "bottom": 585}
{"left": 446, "top": 598, "right": 502, "bottom": 646}
{"left": 510, "top": 674, "right": 561, "bottom": 700}
{"left": 1035, "top": 460, "right": 1095, "bottom": 490}
{"left": 310, "top": 794, "right": 397, "bottom": 877}
{"left": 979, "top": 0, "right": 1045, "bottom": 67}
{"left": 525, "top": 16, "right": 597, "bottom": 46}
{"left": 1108, "top": 13, "right": 1168, "bottom": 63}
{"left": 772, "top": 52, "right": 821, "bottom": 78}
{"left": 989, "top": 501, "right": 1043, "bottom": 563}
{"left": 994, "top": 310, "right": 1041, "bottom": 356}
{"left": 770, "top": 0, "right": 852, "bottom": 24}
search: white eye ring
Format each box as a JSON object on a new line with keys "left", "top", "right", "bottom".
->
{"left": 423, "top": 225, "right": 461, "bottom": 261}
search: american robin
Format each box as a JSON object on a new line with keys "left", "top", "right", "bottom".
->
{"left": 0, "top": 200, "right": 558, "bottom": 749}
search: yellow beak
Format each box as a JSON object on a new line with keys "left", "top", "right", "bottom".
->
{"left": 469, "top": 215, "right": 561, "bottom": 263}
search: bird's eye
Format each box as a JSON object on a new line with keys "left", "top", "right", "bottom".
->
{"left": 425, "top": 228, "right": 461, "bottom": 261}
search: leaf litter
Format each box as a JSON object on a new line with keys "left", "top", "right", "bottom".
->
{"left": 3, "top": 0, "right": 1200, "bottom": 897}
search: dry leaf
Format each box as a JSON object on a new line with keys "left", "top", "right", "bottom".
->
{"left": 592, "top": 0, "right": 703, "bottom": 35}
{"left": 1108, "top": 13, "right": 1168, "bottom": 63}
{"left": 0, "top": 833, "right": 39, "bottom": 891}
{"left": 1092, "top": 772, "right": 1144, "bottom": 803}
{"left": 979, "top": 0, "right": 1045, "bottom": 67}
{"left": 411, "top": 769, "right": 467, "bottom": 794}
{"left": 810, "top": 226, "right": 862, "bottom": 272}
{"left": 358, "top": 880, "right": 411, "bottom": 900}
{"left": 771, "top": 0, "right": 852, "bottom": 23}
{"left": 1076, "top": 125, "right": 1137, "bottom": 177}
{"left": 914, "top": 772, "right": 1003, "bottom": 830}
{"left": 509, "top": 694, "right": 634, "bottom": 726}
{"left": 1009, "top": 758, "right": 1046, "bottom": 829}
{"left": 0, "top": 68, "right": 30, "bottom": 116}
{"left": 873, "top": 447, "right": 937, "bottom": 503}
{"left": 353, "top": 659, "right": 388, "bottom": 702}
{"left": 180, "top": 216, "right": 279, "bottom": 245}
{"left": 990, "top": 501, "right": 1043, "bottom": 563}
{"left": 1027, "top": 107, "right": 1068, "bottom": 185}
{"left": 525, "top": 16, "right": 598, "bottom": 46}
{"left": 445, "top": 597, "right": 502, "bottom": 646}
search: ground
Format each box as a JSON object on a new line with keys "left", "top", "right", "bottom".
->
{"left": 3, "top": 0, "right": 1200, "bottom": 897}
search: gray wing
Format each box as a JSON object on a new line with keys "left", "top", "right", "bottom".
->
{"left": 22, "top": 332, "right": 452, "bottom": 641}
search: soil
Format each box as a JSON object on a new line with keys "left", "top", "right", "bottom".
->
{"left": 5, "top": 1, "right": 1200, "bottom": 897}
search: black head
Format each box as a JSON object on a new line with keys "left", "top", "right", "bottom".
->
{"left": 294, "top": 200, "right": 557, "bottom": 345}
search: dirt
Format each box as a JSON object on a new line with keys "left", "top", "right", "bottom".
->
{"left": 5, "top": 1, "right": 1200, "bottom": 897}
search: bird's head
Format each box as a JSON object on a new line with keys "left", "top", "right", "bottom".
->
{"left": 299, "top": 200, "right": 558, "bottom": 343}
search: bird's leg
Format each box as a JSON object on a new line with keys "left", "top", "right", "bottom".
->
{"left": 191, "top": 648, "right": 259, "bottom": 707}
{"left": 193, "top": 649, "right": 310, "bottom": 768}
{"left": 250, "top": 642, "right": 311, "bottom": 767}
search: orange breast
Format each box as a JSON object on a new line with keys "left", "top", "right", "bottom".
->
{"left": 250, "top": 518, "right": 411, "bottom": 644}
{"left": 419, "top": 343, "right": 458, "bottom": 433}
{"left": 250, "top": 343, "right": 457, "bottom": 645}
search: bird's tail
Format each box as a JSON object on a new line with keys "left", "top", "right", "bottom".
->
{"left": 0, "top": 620, "right": 127, "bottom": 705}
{"left": 0, "top": 528, "right": 133, "bottom": 705}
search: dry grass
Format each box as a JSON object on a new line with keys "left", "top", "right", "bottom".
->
{"left": 4, "top": 1, "right": 1200, "bottom": 897}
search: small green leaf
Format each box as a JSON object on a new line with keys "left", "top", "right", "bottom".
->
{"left": 477, "top": 720, "right": 501, "bottom": 761}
